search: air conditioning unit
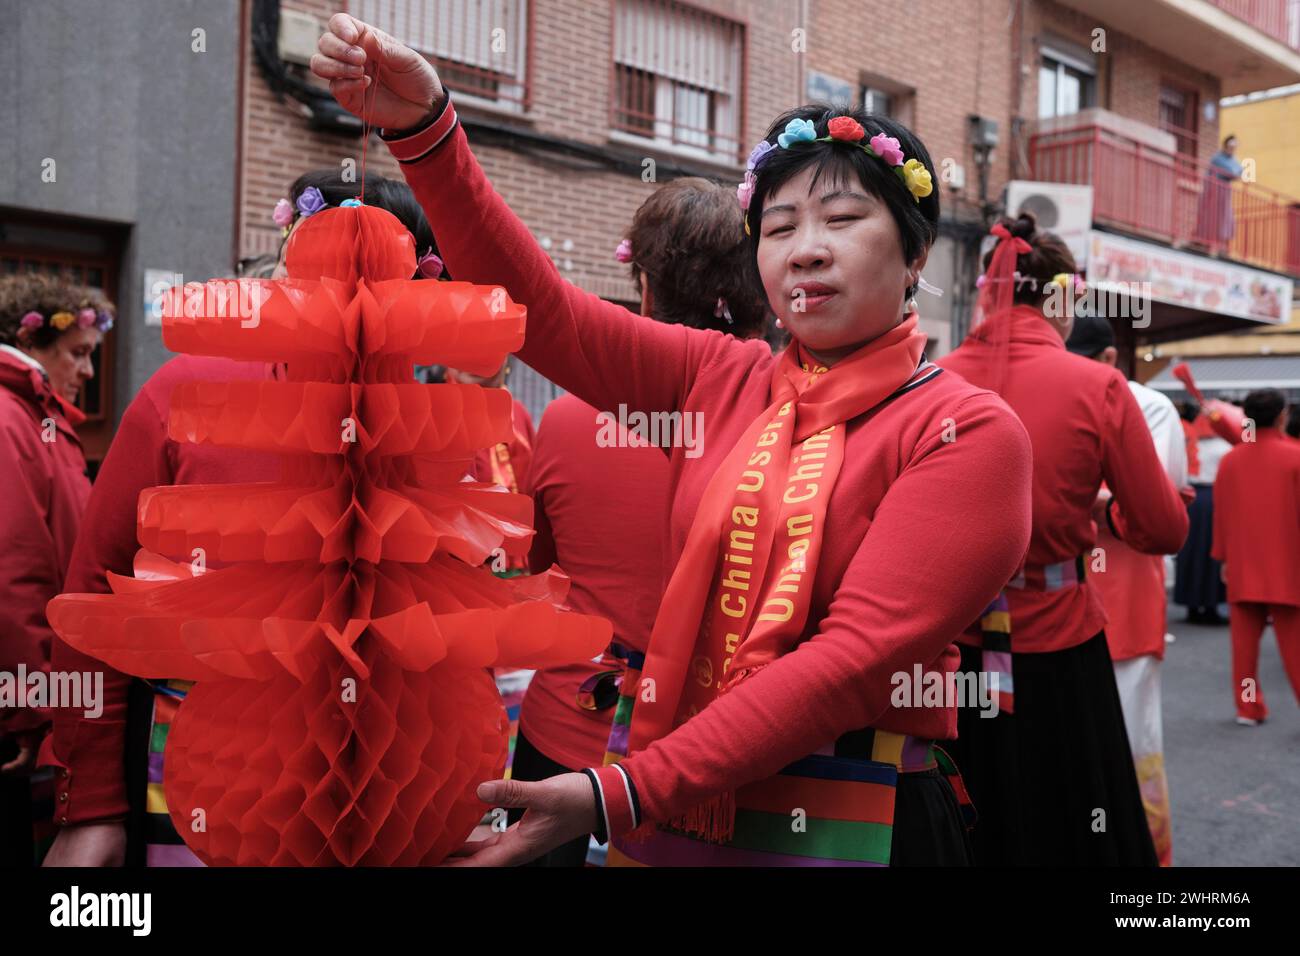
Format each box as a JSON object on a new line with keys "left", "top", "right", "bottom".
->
{"left": 278, "top": 9, "right": 322, "bottom": 66}
{"left": 1004, "top": 181, "right": 1094, "bottom": 268}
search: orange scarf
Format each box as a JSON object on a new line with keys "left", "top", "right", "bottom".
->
{"left": 627, "top": 313, "right": 928, "bottom": 840}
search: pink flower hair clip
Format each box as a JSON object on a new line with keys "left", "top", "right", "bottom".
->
{"left": 614, "top": 238, "right": 633, "bottom": 263}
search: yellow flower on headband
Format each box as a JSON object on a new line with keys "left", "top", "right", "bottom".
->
{"left": 50, "top": 311, "right": 76, "bottom": 331}
{"left": 902, "top": 159, "right": 933, "bottom": 201}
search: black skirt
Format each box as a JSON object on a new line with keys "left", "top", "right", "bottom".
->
{"left": 1174, "top": 484, "right": 1225, "bottom": 610}
{"left": 946, "top": 632, "right": 1157, "bottom": 866}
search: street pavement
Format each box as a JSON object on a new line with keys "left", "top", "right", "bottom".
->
{"left": 1162, "top": 603, "right": 1300, "bottom": 866}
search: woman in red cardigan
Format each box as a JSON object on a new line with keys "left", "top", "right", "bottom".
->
{"left": 510, "top": 177, "right": 772, "bottom": 865}
{"left": 939, "top": 214, "right": 1189, "bottom": 865}
{"left": 315, "top": 13, "right": 1034, "bottom": 867}
{"left": 0, "top": 273, "right": 111, "bottom": 865}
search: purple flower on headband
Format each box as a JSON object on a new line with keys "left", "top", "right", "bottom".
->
{"left": 296, "top": 187, "right": 326, "bottom": 218}
{"left": 869, "top": 133, "right": 905, "bottom": 167}
{"left": 95, "top": 309, "right": 114, "bottom": 332}
{"left": 417, "top": 251, "right": 444, "bottom": 278}
{"left": 746, "top": 140, "right": 776, "bottom": 172}
{"left": 737, "top": 171, "right": 756, "bottom": 210}
{"left": 76, "top": 308, "right": 97, "bottom": 329}
{"left": 272, "top": 198, "right": 294, "bottom": 228}
{"left": 20, "top": 311, "right": 43, "bottom": 330}
{"left": 614, "top": 238, "right": 633, "bottom": 263}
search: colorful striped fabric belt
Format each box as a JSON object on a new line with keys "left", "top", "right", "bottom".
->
{"left": 601, "top": 648, "right": 970, "bottom": 866}
{"left": 1006, "top": 554, "right": 1088, "bottom": 592}
{"left": 144, "top": 679, "right": 202, "bottom": 867}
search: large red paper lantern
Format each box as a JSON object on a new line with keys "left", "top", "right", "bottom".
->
{"left": 48, "top": 206, "right": 610, "bottom": 865}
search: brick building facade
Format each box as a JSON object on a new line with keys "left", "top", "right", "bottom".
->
{"left": 7, "top": 1, "right": 1298, "bottom": 455}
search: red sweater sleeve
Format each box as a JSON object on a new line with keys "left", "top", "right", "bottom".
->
{"left": 49, "top": 386, "right": 173, "bottom": 824}
{"left": 1102, "top": 374, "right": 1189, "bottom": 555}
{"left": 383, "top": 98, "right": 733, "bottom": 417}
{"left": 0, "top": 413, "right": 61, "bottom": 736}
{"left": 616, "top": 394, "right": 1033, "bottom": 826}
{"left": 521, "top": 408, "right": 559, "bottom": 575}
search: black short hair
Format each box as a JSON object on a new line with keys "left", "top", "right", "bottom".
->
{"left": 282, "top": 169, "right": 445, "bottom": 278}
{"left": 1244, "top": 388, "right": 1286, "bottom": 429}
{"left": 743, "top": 105, "right": 940, "bottom": 298}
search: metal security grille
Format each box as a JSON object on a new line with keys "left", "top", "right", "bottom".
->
{"left": 350, "top": 0, "right": 530, "bottom": 109}
{"left": 611, "top": 0, "right": 745, "bottom": 162}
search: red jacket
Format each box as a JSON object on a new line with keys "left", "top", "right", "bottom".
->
{"left": 383, "top": 101, "right": 1034, "bottom": 827}
{"left": 516, "top": 394, "right": 670, "bottom": 770}
{"left": 939, "top": 307, "right": 1189, "bottom": 653}
{"left": 49, "top": 355, "right": 279, "bottom": 824}
{"left": 1212, "top": 430, "right": 1300, "bottom": 606}
{"left": 0, "top": 348, "right": 90, "bottom": 736}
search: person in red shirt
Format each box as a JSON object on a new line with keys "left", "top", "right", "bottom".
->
{"left": 938, "top": 214, "right": 1188, "bottom": 865}
{"left": 316, "top": 14, "right": 1033, "bottom": 867}
{"left": 509, "top": 177, "right": 772, "bottom": 865}
{"left": 1066, "top": 313, "right": 1188, "bottom": 866}
{"left": 41, "top": 170, "right": 443, "bottom": 867}
{"left": 1212, "top": 388, "right": 1300, "bottom": 725}
{"left": 0, "top": 273, "right": 110, "bottom": 866}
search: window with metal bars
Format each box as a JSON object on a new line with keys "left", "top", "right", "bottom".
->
{"left": 611, "top": 0, "right": 744, "bottom": 163}
{"left": 1158, "top": 82, "right": 1199, "bottom": 159}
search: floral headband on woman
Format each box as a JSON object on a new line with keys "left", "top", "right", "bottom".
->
{"left": 20, "top": 306, "right": 113, "bottom": 334}
{"left": 272, "top": 188, "right": 445, "bottom": 278}
{"left": 737, "top": 117, "right": 935, "bottom": 234}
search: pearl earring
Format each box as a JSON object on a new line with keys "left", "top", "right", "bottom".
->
{"left": 906, "top": 297, "right": 918, "bottom": 314}
{"left": 775, "top": 317, "right": 785, "bottom": 329}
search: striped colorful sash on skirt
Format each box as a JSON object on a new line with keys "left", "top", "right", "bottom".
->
{"left": 978, "top": 592, "right": 1014, "bottom": 714}
{"left": 603, "top": 649, "right": 941, "bottom": 867}
{"left": 144, "top": 680, "right": 203, "bottom": 867}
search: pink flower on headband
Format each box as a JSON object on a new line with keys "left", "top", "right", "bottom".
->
{"left": 76, "top": 308, "right": 97, "bottom": 329}
{"left": 737, "top": 171, "right": 756, "bottom": 210}
{"left": 20, "top": 311, "right": 43, "bottom": 330}
{"left": 417, "top": 251, "right": 444, "bottom": 279}
{"left": 975, "top": 275, "right": 987, "bottom": 289}
{"left": 272, "top": 198, "right": 295, "bottom": 228}
{"left": 614, "top": 238, "right": 633, "bottom": 263}
{"left": 869, "top": 133, "right": 905, "bottom": 166}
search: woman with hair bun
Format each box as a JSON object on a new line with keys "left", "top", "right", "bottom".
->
{"left": 0, "top": 272, "right": 112, "bottom": 865}
{"left": 939, "top": 211, "right": 1189, "bottom": 865}
{"left": 508, "top": 177, "right": 770, "bottom": 865}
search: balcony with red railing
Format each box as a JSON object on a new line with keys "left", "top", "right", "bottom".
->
{"left": 1028, "top": 116, "right": 1300, "bottom": 278}
{"left": 1208, "top": 0, "right": 1300, "bottom": 50}
{"left": 1052, "top": 0, "right": 1300, "bottom": 93}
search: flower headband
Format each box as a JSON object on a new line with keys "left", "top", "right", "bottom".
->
{"left": 272, "top": 188, "right": 366, "bottom": 237}
{"left": 739, "top": 117, "right": 935, "bottom": 232}
{"left": 20, "top": 306, "right": 113, "bottom": 335}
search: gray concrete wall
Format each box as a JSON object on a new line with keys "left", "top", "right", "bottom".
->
{"left": 0, "top": 0, "right": 241, "bottom": 416}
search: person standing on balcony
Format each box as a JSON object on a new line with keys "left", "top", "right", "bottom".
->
{"left": 1211, "top": 388, "right": 1300, "bottom": 726}
{"left": 1196, "top": 134, "right": 1243, "bottom": 248}
{"left": 938, "top": 213, "right": 1189, "bottom": 866}
{"left": 1066, "top": 313, "right": 1189, "bottom": 867}
{"left": 0, "top": 273, "right": 110, "bottom": 866}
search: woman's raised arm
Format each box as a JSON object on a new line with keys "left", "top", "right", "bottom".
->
{"left": 313, "top": 13, "right": 731, "bottom": 416}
